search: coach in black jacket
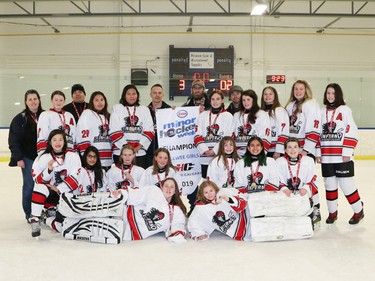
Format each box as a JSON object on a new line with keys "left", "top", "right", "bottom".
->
{"left": 8, "top": 89, "right": 44, "bottom": 221}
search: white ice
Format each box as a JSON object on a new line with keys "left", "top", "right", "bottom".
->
{"left": 0, "top": 161, "right": 374, "bottom": 281}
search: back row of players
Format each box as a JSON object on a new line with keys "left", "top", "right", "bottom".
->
{"left": 8, "top": 80, "right": 364, "bottom": 237}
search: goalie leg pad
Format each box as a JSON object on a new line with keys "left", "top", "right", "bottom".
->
{"left": 248, "top": 191, "right": 312, "bottom": 218}
{"left": 58, "top": 192, "right": 126, "bottom": 219}
{"left": 62, "top": 217, "right": 124, "bottom": 244}
{"left": 250, "top": 216, "right": 313, "bottom": 242}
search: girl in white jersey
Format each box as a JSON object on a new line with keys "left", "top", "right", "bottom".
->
{"left": 112, "top": 178, "right": 187, "bottom": 242}
{"left": 29, "top": 129, "right": 81, "bottom": 238}
{"left": 276, "top": 137, "right": 321, "bottom": 227}
{"left": 77, "top": 146, "right": 108, "bottom": 194}
{"left": 234, "top": 136, "right": 278, "bottom": 195}
{"left": 109, "top": 84, "right": 154, "bottom": 169}
{"left": 140, "top": 148, "right": 181, "bottom": 191}
{"left": 285, "top": 80, "right": 321, "bottom": 158}
{"left": 318, "top": 83, "right": 363, "bottom": 225}
{"left": 232, "top": 90, "right": 271, "bottom": 157}
{"left": 193, "top": 90, "right": 233, "bottom": 178}
{"left": 77, "top": 91, "right": 112, "bottom": 169}
{"left": 107, "top": 145, "right": 145, "bottom": 191}
{"left": 261, "top": 86, "right": 289, "bottom": 159}
{"left": 37, "top": 91, "right": 76, "bottom": 154}
{"left": 207, "top": 136, "right": 240, "bottom": 189}
{"left": 188, "top": 180, "right": 249, "bottom": 241}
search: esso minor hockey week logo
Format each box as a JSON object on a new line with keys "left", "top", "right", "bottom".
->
{"left": 159, "top": 109, "right": 196, "bottom": 139}
{"left": 177, "top": 109, "right": 188, "bottom": 119}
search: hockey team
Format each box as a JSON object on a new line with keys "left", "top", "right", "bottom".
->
{"left": 8, "top": 80, "right": 364, "bottom": 244}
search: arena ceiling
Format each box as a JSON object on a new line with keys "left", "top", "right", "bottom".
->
{"left": 0, "top": 0, "right": 375, "bottom": 33}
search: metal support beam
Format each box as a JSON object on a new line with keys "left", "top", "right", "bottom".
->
{"left": 13, "top": 1, "right": 60, "bottom": 32}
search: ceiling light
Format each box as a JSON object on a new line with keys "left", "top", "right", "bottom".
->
{"left": 251, "top": 4, "right": 267, "bottom": 15}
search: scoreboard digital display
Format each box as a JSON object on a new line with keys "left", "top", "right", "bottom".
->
{"left": 266, "top": 75, "right": 286, "bottom": 84}
{"left": 169, "top": 45, "right": 234, "bottom": 100}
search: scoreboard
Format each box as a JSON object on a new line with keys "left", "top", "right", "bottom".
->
{"left": 169, "top": 45, "right": 234, "bottom": 100}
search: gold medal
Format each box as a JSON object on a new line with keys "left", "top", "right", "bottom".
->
{"left": 250, "top": 182, "right": 257, "bottom": 189}
{"left": 242, "top": 135, "right": 247, "bottom": 142}
{"left": 209, "top": 134, "right": 213, "bottom": 139}
{"left": 129, "top": 127, "right": 134, "bottom": 133}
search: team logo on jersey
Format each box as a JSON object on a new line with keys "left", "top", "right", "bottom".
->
{"left": 59, "top": 124, "right": 71, "bottom": 136}
{"left": 140, "top": 208, "right": 165, "bottom": 231}
{"left": 286, "top": 176, "right": 301, "bottom": 192}
{"left": 115, "top": 180, "right": 131, "bottom": 190}
{"left": 246, "top": 172, "right": 264, "bottom": 193}
{"left": 99, "top": 124, "right": 109, "bottom": 137}
{"left": 123, "top": 116, "right": 142, "bottom": 133}
{"left": 212, "top": 210, "right": 237, "bottom": 233}
{"left": 54, "top": 169, "right": 67, "bottom": 184}
{"left": 238, "top": 124, "right": 252, "bottom": 140}
{"left": 289, "top": 115, "right": 301, "bottom": 134}
{"left": 321, "top": 122, "right": 343, "bottom": 141}
{"left": 205, "top": 124, "right": 221, "bottom": 140}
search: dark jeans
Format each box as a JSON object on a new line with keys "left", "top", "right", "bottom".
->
{"left": 21, "top": 157, "right": 34, "bottom": 220}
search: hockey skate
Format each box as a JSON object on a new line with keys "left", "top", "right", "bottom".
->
{"left": 326, "top": 211, "right": 338, "bottom": 224}
{"left": 349, "top": 209, "right": 364, "bottom": 225}
{"left": 312, "top": 206, "right": 321, "bottom": 229}
{"left": 30, "top": 217, "right": 41, "bottom": 238}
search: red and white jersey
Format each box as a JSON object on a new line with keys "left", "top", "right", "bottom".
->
{"left": 37, "top": 109, "right": 77, "bottom": 154}
{"left": 123, "top": 185, "right": 186, "bottom": 241}
{"left": 207, "top": 156, "right": 237, "bottom": 188}
{"left": 188, "top": 188, "right": 250, "bottom": 241}
{"left": 106, "top": 164, "right": 145, "bottom": 191}
{"left": 268, "top": 107, "right": 290, "bottom": 154}
{"left": 232, "top": 110, "right": 271, "bottom": 156}
{"left": 276, "top": 155, "right": 318, "bottom": 198}
{"left": 76, "top": 109, "right": 113, "bottom": 167}
{"left": 109, "top": 104, "right": 154, "bottom": 157}
{"left": 140, "top": 167, "right": 182, "bottom": 192}
{"left": 234, "top": 157, "right": 279, "bottom": 194}
{"left": 75, "top": 168, "right": 108, "bottom": 195}
{"left": 194, "top": 110, "right": 233, "bottom": 165}
{"left": 285, "top": 99, "right": 321, "bottom": 156}
{"left": 318, "top": 105, "right": 358, "bottom": 164}
{"left": 32, "top": 151, "right": 81, "bottom": 193}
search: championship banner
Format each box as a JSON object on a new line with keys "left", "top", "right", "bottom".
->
{"left": 156, "top": 107, "right": 201, "bottom": 195}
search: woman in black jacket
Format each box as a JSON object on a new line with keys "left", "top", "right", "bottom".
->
{"left": 8, "top": 89, "right": 44, "bottom": 222}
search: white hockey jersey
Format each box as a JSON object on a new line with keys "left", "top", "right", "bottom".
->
{"left": 232, "top": 110, "right": 271, "bottom": 156}
{"left": 109, "top": 104, "right": 154, "bottom": 157}
{"left": 76, "top": 109, "right": 113, "bottom": 167}
{"left": 285, "top": 99, "right": 321, "bottom": 156}
{"left": 234, "top": 157, "right": 279, "bottom": 194}
{"left": 140, "top": 166, "right": 182, "bottom": 192}
{"left": 37, "top": 109, "right": 76, "bottom": 154}
{"left": 123, "top": 185, "right": 186, "bottom": 241}
{"left": 268, "top": 107, "right": 290, "bottom": 154}
{"left": 75, "top": 167, "right": 108, "bottom": 194}
{"left": 188, "top": 188, "right": 250, "bottom": 241}
{"left": 318, "top": 105, "right": 358, "bottom": 164}
{"left": 106, "top": 164, "right": 145, "bottom": 191}
{"left": 207, "top": 156, "right": 237, "bottom": 188}
{"left": 193, "top": 110, "right": 234, "bottom": 165}
{"left": 276, "top": 155, "right": 318, "bottom": 198}
{"left": 32, "top": 151, "right": 81, "bottom": 193}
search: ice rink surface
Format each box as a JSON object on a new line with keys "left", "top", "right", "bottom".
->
{"left": 0, "top": 161, "right": 374, "bottom": 281}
